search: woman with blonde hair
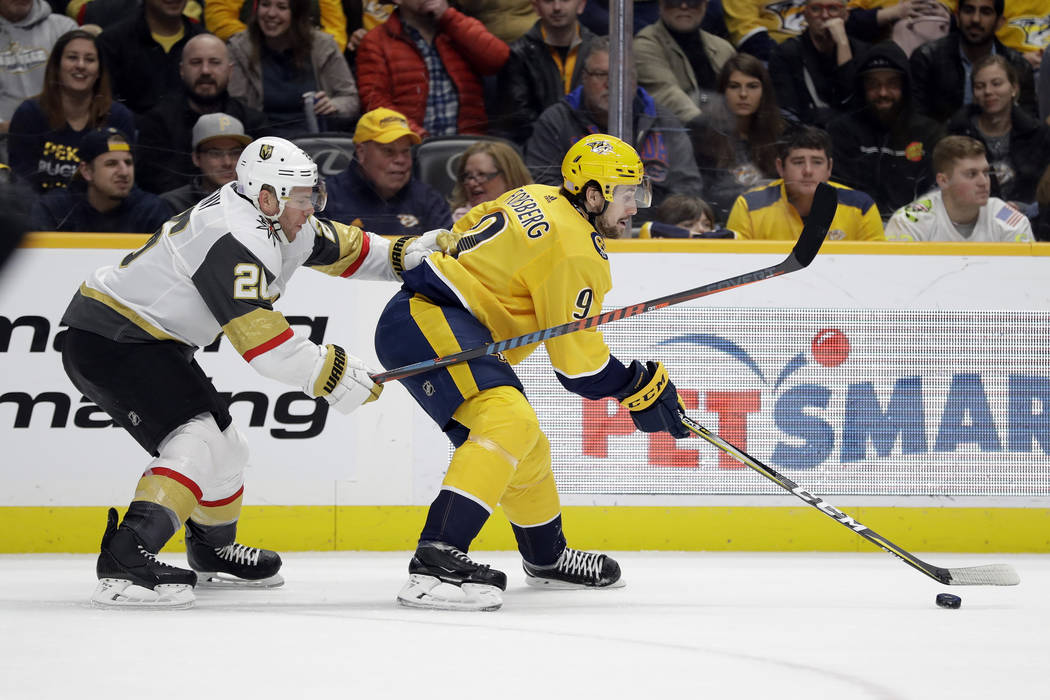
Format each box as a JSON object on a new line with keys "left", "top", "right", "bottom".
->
{"left": 449, "top": 140, "right": 532, "bottom": 220}
{"left": 8, "top": 29, "right": 135, "bottom": 193}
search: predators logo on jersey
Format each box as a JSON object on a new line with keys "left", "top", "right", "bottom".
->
{"left": 591, "top": 231, "right": 608, "bottom": 260}
{"left": 1007, "top": 16, "right": 1049, "bottom": 51}
{"left": 766, "top": 0, "right": 807, "bottom": 35}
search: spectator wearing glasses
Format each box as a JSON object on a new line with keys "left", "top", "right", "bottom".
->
{"left": 449, "top": 140, "right": 532, "bottom": 220}
{"left": 525, "top": 36, "right": 703, "bottom": 218}
{"left": 160, "top": 113, "right": 252, "bottom": 212}
{"left": 768, "top": 0, "right": 866, "bottom": 129}
{"left": 721, "top": 0, "right": 891, "bottom": 61}
{"left": 324, "top": 107, "right": 452, "bottom": 234}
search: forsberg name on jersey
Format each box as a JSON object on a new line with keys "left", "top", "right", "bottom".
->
{"left": 504, "top": 188, "right": 550, "bottom": 239}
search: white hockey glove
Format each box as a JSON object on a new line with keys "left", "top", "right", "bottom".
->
{"left": 390, "top": 229, "right": 462, "bottom": 277}
{"left": 308, "top": 344, "right": 383, "bottom": 414}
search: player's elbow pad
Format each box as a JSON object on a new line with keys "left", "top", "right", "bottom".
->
{"left": 614, "top": 360, "right": 690, "bottom": 439}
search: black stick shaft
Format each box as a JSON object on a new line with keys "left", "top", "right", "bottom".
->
{"left": 371, "top": 183, "right": 837, "bottom": 384}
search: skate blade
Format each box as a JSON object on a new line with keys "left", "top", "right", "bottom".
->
{"left": 397, "top": 574, "right": 503, "bottom": 611}
{"left": 91, "top": 578, "right": 195, "bottom": 610}
{"left": 194, "top": 571, "right": 285, "bottom": 589}
{"left": 524, "top": 575, "right": 626, "bottom": 590}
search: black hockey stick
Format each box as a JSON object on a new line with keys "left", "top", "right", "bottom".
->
{"left": 680, "top": 414, "right": 1020, "bottom": 586}
{"left": 372, "top": 182, "right": 838, "bottom": 384}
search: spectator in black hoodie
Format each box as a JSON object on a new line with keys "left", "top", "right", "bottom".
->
{"left": 827, "top": 41, "right": 943, "bottom": 218}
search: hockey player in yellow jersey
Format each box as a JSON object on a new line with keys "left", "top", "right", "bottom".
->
{"left": 374, "top": 134, "right": 692, "bottom": 611}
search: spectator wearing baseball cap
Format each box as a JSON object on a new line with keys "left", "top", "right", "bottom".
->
{"left": 30, "top": 127, "right": 173, "bottom": 232}
{"left": 323, "top": 107, "right": 452, "bottom": 235}
{"left": 161, "top": 113, "right": 253, "bottom": 212}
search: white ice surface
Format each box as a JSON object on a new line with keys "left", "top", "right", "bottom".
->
{"left": 0, "top": 551, "right": 1047, "bottom": 700}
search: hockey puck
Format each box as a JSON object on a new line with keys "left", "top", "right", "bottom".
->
{"left": 936, "top": 593, "right": 962, "bottom": 609}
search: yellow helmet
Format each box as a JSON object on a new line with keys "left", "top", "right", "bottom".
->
{"left": 561, "top": 133, "right": 651, "bottom": 207}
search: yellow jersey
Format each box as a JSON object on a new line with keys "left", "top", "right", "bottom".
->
{"left": 409, "top": 184, "right": 623, "bottom": 394}
{"left": 727, "top": 179, "right": 886, "bottom": 241}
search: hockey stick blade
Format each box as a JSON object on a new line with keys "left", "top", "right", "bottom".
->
{"left": 680, "top": 414, "right": 1020, "bottom": 587}
{"left": 372, "top": 188, "right": 835, "bottom": 385}
{"left": 785, "top": 181, "right": 836, "bottom": 269}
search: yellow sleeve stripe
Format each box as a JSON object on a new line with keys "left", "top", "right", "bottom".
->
{"left": 78, "top": 284, "right": 178, "bottom": 342}
{"left": 222, "top": 307, "right": 293, "bottom": 359}
{"left": 309, "top": 220, "right": 370, "bottom": 278}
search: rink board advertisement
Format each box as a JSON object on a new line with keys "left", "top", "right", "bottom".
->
{"left": 1, "top": 238, "right": 1048, "bottom": 551}
{"left": 527, "top": 308, "right": 1050, "bottom": 497}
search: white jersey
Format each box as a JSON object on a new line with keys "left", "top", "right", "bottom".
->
{"left": 885, "top": 190, "right": 1034, "bottom": 243}
{"left": 63, "top": 182, "right": 396, "bottom": 361}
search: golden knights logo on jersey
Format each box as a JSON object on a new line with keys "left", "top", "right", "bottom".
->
{"left": 256, "top": 214, "right": 281, "bottom": 246}
{"left": 259, "top": 143, "right": 274, "bottom": 160}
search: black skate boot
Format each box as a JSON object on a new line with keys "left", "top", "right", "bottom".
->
{"left": 523, "top": 547, "right": 625, "bottom": 589}
{"left": 184, "top": 519, "right": 284, "bottom": 589}
{"left": 397, "top": 541, "right": 507, "bottom": 611}
{"left": 92, "top": 507, "right": 197, "bottom": 609}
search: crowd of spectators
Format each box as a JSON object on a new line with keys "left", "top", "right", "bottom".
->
{"left": 0, "top": 0, "right": 1046, "bottom": 242}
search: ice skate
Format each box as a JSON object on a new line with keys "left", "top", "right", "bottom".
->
{"left": 185, "top": 523, "right": 284, "bottom": 589}
{"left": 523, "top": 547, "right": 625, "bottom": 589}
{"left": 92, "top": 507, "right": 197, "bottom": 609}
{"left": 397, "top": 542, "right": 507, "bottom": 611}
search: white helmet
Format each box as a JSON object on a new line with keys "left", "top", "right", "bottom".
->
{"left": 237, "top": 137, "right": 327, "bottom": 241}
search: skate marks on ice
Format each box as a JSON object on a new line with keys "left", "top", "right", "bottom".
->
{"left": 0, "top": 551, "right": 1045, "bottom": 699}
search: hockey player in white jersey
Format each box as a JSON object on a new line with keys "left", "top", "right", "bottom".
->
{"left": 886, "top": 135, "right": 1035, "bottom": 242}
{"left": 60, "top": 136, "right": 450, "bottom": 609}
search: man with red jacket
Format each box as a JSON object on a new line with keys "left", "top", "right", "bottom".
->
{"left": 355, "top": 0, "right": 509, "bottom": 138}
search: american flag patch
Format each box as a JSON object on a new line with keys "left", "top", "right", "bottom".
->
{"left": 995, "top": 204, "right": 1025, "bottom": 227}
